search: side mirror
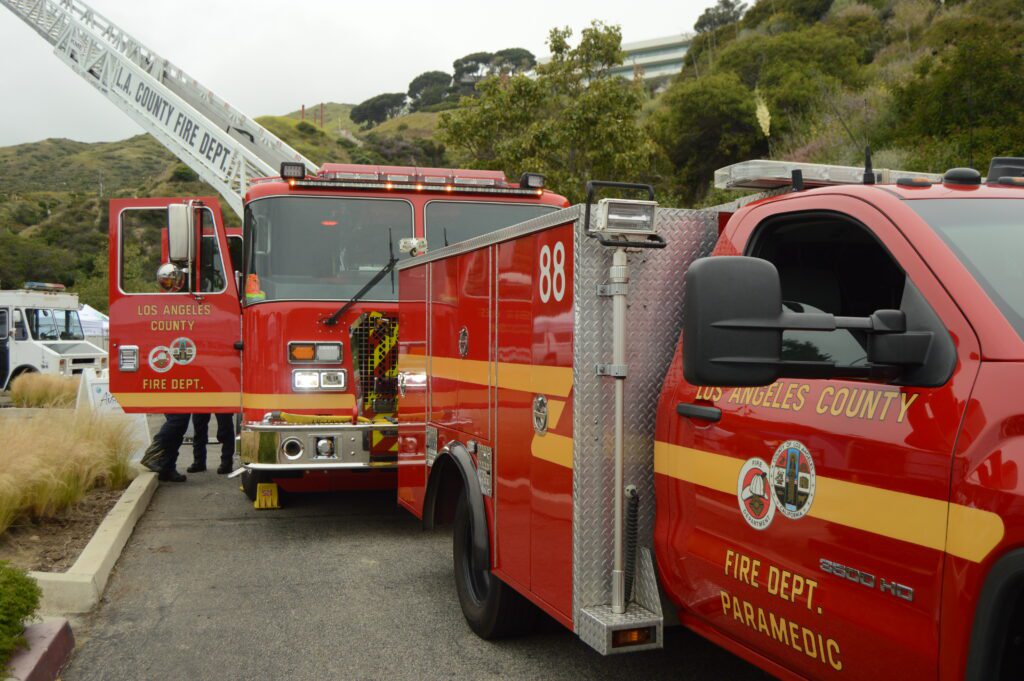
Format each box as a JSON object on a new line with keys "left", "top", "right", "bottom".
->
{"left": 683, "top": 256, "right": 932, "bottom": 387}
{"left": 683, "top": 257, "right": 785, "bottom": 386}
{"left": 156, "top": 262, "right": 187, "bottom": 292}
{"left": 167, "top": 204, "right": 194, "bottom": 262}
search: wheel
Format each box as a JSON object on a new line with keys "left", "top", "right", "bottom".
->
{"left": 453, "top": 494, "right": 536, "bottom": 638}
{"left": 240, "top": 468, "right": 268, "bottom": 501}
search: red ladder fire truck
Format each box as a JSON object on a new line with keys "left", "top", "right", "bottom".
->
{"left": 396, "top": 158, "right": 1024, "bottom": 680}
{"left": 109, "top": 164, "right": 566, "bottom": 501}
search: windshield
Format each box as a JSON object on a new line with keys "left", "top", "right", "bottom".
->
{"left": 910, "top": 198, "right": 1024, "bottom": 340}
{"left": 27, "top": 308, "right": 84, "bottom": 341}
{"left": 425, "top": 201, "right": 558, "bottom": 247}
{"left": 244, "top": 196, "right": 413, "bottom": 303}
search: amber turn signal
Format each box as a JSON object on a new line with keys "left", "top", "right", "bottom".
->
{"left": 288, "top": 343, "right": 316, "bottom": 362}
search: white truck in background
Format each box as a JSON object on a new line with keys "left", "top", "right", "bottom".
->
{"left": 0, "top": 283, "right": 108, "bottom": 389}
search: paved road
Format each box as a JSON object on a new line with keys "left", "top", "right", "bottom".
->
{"left": 64, "top": 471, "right": 767, "bottom": 681}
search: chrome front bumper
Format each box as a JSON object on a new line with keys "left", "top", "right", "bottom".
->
{"left": 238, "top": 419, "right": 400, "bottom": 473}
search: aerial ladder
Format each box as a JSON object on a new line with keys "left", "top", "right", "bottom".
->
{"left": 1, "top": 0, "right": 319, "bottom": 217}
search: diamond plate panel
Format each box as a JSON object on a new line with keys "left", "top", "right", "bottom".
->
{"left": 572, "top": 207, "right": 720, "bottom": 634}
{"left": 577, "top": 604, "right": 663, "bottom": 655}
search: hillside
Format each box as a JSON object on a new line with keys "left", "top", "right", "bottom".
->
{"left": 3, "top": 0, "right": 1022, "bottom": 312}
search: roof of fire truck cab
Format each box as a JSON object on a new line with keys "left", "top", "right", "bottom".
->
{"left": 727, "top": 179, "right": 1024, "bottom": 361}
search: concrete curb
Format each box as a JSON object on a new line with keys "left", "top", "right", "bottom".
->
{"left": 30, "top": 472, "right": 158, "bottom": 614}
{"left": 3, "top": 617, "right": 74, "bottom": 681}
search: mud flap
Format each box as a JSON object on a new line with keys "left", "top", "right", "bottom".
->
{"left": 254, "top": 482, "right": 280, "bottom": 510}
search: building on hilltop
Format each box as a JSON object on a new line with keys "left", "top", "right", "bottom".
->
{"left": 537, "top": 33, "right": 692, "bottom": 91}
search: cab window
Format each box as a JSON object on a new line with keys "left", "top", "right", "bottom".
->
{"left": 749, "top": 214, "right": 905, "bottom": 367}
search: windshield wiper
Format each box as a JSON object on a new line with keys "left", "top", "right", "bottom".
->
{"left": 322, "top": 230, "right": 398, "bottom": 327}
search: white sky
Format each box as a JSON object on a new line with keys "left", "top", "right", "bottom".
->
{"left": 0, "top": 0, "right": 707, "bottom": 146}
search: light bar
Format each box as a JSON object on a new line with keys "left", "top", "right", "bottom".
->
{"left": 715, "top": 160, "right": 944, "bottom": 190}
{"left": 24, "top": 282, "right": 66, "bottom": 291}
{"left": 292, "top": 179, "right": 543, "bottom": 197}
{"left": 453, "top": 177, "right": 497, "bottom": 187}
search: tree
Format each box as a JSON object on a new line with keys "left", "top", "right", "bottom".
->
{"left": 350, "top": 93, "right": 407, "bottom": 127}
{"left": 439, "top": 22, "right": 660, "bottom": 203}
{"left": 491, "top": 48, "right": 536, "bottom": 74}
{"left": 408, "top": 71, "right": 452, "bottom": 111}
{"left": 451, "top": 52, "right": 494, "bottom": 96}
{"left": 650, "top": 71, "right": 767, "bottom": 201}
{"left": 695, "top": 0, "right": 747, "bottom": 33}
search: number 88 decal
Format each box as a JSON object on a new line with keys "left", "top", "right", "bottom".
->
{"left": 539, "top": 241, "right": 566, "bottom": 303}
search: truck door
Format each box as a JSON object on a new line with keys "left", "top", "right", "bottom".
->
{"left": 660, "top": 199, "right": 980, "bottom": 679}
{"left": 108, "top": 197, "right": 242, "bottom": 413}
{"left": 0, "top": 308, "right": 8, "bottom": 388}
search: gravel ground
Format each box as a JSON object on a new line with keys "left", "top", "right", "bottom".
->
{"left": 62, "top": 470, "right": 767, "bottom": 681}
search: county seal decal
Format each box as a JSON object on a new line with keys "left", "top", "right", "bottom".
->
{"left": 769, "top": 440, "right": 816, "bottom": 520}
{"left": 737, "top": 458, "right": 775, "bottom": 530}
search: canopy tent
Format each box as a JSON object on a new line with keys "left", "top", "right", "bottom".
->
{"left": 78, "top": 304, "right": 109, "bottom": 345}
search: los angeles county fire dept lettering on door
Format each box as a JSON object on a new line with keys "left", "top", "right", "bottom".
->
{"left": 137, "top": 304, "right": 210, "bottom": 391}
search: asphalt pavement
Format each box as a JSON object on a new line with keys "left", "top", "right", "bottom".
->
{"left": 62, "top": 469, "right": 767, "bottom": 681}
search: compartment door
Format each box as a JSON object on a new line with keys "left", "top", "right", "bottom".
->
{"left": 108, "top": 197, "right": 241, "bottom": 413}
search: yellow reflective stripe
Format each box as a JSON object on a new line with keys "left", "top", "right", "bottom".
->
{"left": 947, "top": 504, "right": 1006, "bottom": 565}
{"left": 532, "top": 433, "right": 573, "bottom": 469}
{"left": 654, "top": 441, "right": 1005, "bottom": 564}
{"left": 116, "top": 392, "right": 239, "bottom": 408}
{"left": 241, "top": 393, "right": 356, "bottom": 410}
{"left": 428, "top": 357, "right": 573, "bottom": 397}
{"left": 547, "top": 399, "right": 567, "bottom": 429}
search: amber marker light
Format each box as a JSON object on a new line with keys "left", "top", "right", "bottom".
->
{"left": 385, "top": 182, "right": 394, "bottom": 190}
{"left": 611, "top": 627, "right": 654, "bottom": 648}
{"left": 445, "top": 185, "right": 454, "bottom": 192}
{"left": 288, "top": 343, "right": 316, "bottom": 362}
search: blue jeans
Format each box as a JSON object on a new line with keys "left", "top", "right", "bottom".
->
{"left": 152, "top": 413, "right": 191, "bottom": 474}
{"left": 191, "top": 413, "right": 236, "bottom": 467}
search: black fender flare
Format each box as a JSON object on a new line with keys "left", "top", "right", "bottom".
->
{"left": 965, "top": 548, "right": 1024, "bottom": 681}
{"left": 422, "top": 442, "right": 490, "bottom": 572}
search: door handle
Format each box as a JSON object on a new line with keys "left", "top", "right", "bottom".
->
{"left": 676, "top": 402, "right": 722, "bottom": 423}
{"left": 233, "top": 341, "right": 243, "bottom": 351}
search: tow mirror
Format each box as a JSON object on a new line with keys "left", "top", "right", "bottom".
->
{"left": 683, "top": 256, "right": 932, "bottom": 387}
{"left": 156, "top": 262, "right": 187, "bottom": 292}
{"left": 167, "top": 204, "right": 194, "bottom": 262}
{"left": 683, "top": 257, "right": 785, "bottom": 386}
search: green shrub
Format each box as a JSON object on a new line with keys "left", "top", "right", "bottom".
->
{"left": 0, "top": 561, "right": 41, "bottom": 670}
{"left": 169, "top": 164, "right": 198, "bottom": 182}
{"left": 295, "top": 121, "right": 317, "bottom": 134}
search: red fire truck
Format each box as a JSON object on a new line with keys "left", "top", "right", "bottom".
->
{"left": 395, "top": 158, "right": 1024, "bottom": 680}
{"left": 108, "top": 162, "right": 566, "bottom": 503}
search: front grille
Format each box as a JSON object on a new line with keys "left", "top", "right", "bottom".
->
{"left": 350, "top": 312, "right": 398, "bottom": 416}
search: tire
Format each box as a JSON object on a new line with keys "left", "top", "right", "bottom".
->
{"left": 453, "top": 494, "right": 536, "bottom": 638}
{"left": 241, "top": 469, "right": 267, "bottom": 501}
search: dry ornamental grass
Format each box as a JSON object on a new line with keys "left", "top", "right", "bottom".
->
{"left": 0, "top": 410, "right": 140, "bottom": 535}
{"left": 9, "top": 373, "right": 80, "bottom": 408}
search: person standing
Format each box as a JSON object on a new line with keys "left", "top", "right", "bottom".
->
{"left": 139, "top": 413, "right": 190, "bottom": 482}
{"left": 187, "top": 413, "right": 236, "bottom": 474}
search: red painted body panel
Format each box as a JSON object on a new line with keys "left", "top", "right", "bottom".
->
{"left": 399, "top": 219, "right": 576, "bottom": 627}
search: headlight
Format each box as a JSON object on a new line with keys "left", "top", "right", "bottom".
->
{"left": 292, "top": 370, "right": 319, "bottom": 390}
{"left": 319, "top": 371, "right": 346, "bottom": 390}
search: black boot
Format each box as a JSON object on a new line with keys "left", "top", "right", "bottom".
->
{"left": 216, "top": 462, "right": 233, "bottom": 475}
{"left": 187, "top": 462, "right": 207, "bottom": 473}
{"left": 158, "top": 470, "right": 187, "bottom": 482}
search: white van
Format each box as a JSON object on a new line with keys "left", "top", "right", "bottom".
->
{"left": 0, "top": 284, "right": 108, "bottom": 390}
